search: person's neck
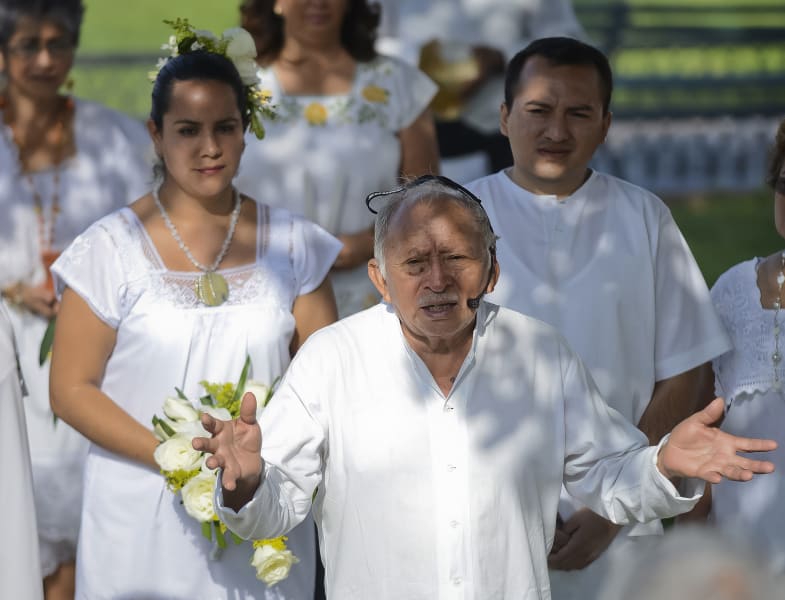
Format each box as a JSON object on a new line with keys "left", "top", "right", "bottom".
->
{"left": 3, "top": 88, "right": 64, "bottom": 140}
{"left": 506, "top": 165, "right": 592, "bottom": 200}
{"left": 402, "top": 320, "right": 475, "bottom": 394}
{"left": 278, "top": 36, "right": 346, "bottom": 65}
{"left": 157, "top": 179, "right": 236, "bottom": 221}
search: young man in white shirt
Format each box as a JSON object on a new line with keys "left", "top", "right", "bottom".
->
{"left": 465, "top": 37, "right": 732, "bottom": 599}
{"left": 196, "top": 178, "right": 772, "bottom": 600}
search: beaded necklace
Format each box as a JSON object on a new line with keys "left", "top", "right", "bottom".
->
{"left": 153, "top": 186, "right": 242, "bottom": 307}
{"left": 0, "top": 95, "right": 74, "bottom": 252}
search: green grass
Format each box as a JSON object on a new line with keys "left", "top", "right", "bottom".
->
{"left": 79, "top": 0, "right": 238, "bottom": 53}
{"left": 668, "top": 189, "right": 782, "bottom": 286}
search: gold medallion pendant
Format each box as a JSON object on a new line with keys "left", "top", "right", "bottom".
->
{"left": 196, "top": 271, "right": 229, "bottom": 307}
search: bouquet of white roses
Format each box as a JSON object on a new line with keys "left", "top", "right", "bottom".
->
{"left": 152, "top": 357, "right": 297, "bottom": 586}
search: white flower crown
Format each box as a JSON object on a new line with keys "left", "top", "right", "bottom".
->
{"left": 149, "top": 18, "right": 274, "bottom": 139}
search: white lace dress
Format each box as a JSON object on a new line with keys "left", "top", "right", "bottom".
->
{"left": 235, "top": 55, "right": 436, "bottom": 317}
{"left": 51, "top": 204, "right": 341, "bottom": 600}
{"left": 0, "top": 98, "right": 150, "bottom": 576}
{"left": 710, "top": 258, "right": 785, "bottom": 573}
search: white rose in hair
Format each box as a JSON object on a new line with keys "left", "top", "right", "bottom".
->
{"left": 181, "top": 473, "right": 218, "bottom": 523}
{"left": 251, "top": 543, "right": 299, "bottom": 586}
{"left": 193, "top": 29, "right": 219, "bottom": 43}
{"left": 154, "top": 434, "right": 203, "bottom": 472}
{"left": 234, "top": 57, "right": 260, "bottom": 86}
{"left": 223, "top": 27, "right": 257, "bottom": 59}
{"left": 163, "top": 396, "right": 200, "bottom": 422}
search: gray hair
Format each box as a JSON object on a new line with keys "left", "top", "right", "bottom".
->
{"left": 0, "top": 0, "right": 85, "bottom": 47}
{"left": 372, "top": 178, "right": 498, "bottom": 278}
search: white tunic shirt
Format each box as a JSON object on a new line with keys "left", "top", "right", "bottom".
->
{"left": 217, "top": 302, "right": 701, "bottom": 600}
{"left": 710, "top": 259, "right": 785, "bottom": 573}
{"left": 0, "top": 303, "right": 42, "bottom": 600}
{"left": 466, "top": 169, "right": 731, "bottom": 596}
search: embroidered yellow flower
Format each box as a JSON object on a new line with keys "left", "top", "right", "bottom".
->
{"left": 361, "top": 84, "right": 389, "bottom": 104}
{"left": 303, "top": 102, "right": 328, "bottom": 126}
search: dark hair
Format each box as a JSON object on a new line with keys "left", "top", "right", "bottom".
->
{"left": 767, "top": 119, "right": 785, "bottom": 189}
{"left": 239, "top": 0, "right": 380, "bottom": 64}
{"left": 150, "top": 51, "right": 249, "bottom": 132}
{"left": 504, "top": 37, "right": 613, "bottom": 114}
{"left": 0, "top": 0, "right": 84, "bottom": 47}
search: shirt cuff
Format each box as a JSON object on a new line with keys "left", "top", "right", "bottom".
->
{"left": 650, "top": 434, "right": 705, "bottom": 502}
{"left": 214, "top": 465, "right": 277, "bottom": 540}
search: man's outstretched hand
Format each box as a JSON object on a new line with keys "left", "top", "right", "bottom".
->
{"left": 193, "top": 392, "right": 263, "bottom": 510}
{"left": 658, "top": 398, "right": 777, "bottom": 482}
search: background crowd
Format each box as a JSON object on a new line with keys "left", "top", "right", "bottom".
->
{"left": 2, "top": 1, "right": 785, "bottom": 599}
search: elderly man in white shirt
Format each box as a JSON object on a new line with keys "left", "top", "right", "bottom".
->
{"left": 196, "top": 177, "right": 775, "bottom": 600}
{"left": 464, "top": 37, "right": 733, "bottom": 599}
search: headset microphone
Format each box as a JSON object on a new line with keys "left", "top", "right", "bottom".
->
{"left": 466, "top": 250, "right": 496, "bottom": 310}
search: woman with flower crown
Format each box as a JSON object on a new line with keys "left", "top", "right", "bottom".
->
{"left": 236, "top": 0, "right": 440, "bottom": 318}
{"left": 48, "top": 24, "right": 340, "bottom": 599}
{"left": 0, "top": 0, "right": 150, "bottom": 597}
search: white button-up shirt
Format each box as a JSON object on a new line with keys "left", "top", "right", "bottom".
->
{"left": 217, "top": 302, "right": 701, "bottom": 600}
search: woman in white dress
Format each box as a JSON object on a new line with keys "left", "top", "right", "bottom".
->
{"left": 708, "top": 118, "right": 785, "bottom": 573}
{"left": 49, "top": 44, "right": 341, "bottom": 599}
{"left": 237, "top": 0, "right": 439, "bottom": 317}
{"left": 0, "top": 1, "right": 149, "bottom": 596}
{"left": 0, "top": 301, "right": 43, "bottom": 600}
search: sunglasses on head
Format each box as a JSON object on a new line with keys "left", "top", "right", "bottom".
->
{"left": 365, "top": 174, "right": 486, "bottom": 215}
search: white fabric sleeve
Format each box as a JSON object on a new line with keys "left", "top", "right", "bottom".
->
{"left": 216, "top": 333, "right": 328, "bottom": 539}
{"left": 50, "top": 219, "right": 126, "bottom": 328}
{"left": 383, "top": 56, "right": 438, "bottom": 131}
{"left": 0, "top": 306, "right": 44, "bottom": 600}
{"left": 291, "top": 214, "right": 342, "bottom": 297}
{"left": 709, "top": 272, "right": 734, "bottom": 399}
{"left": 561, "top": 348, "right": 703, "bottom": 524}
{"left": 652, "top": 206, "right": 731, "bottom": 381}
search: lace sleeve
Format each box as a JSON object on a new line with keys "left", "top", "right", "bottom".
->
{"left": 377, "top": 56, "right": 438, "bottom": 131}
{"left": 51, "top": 214, "right": 128, "bottom": 328}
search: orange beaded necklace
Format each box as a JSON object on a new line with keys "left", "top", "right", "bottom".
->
{"left": 1, "top": 94, "right": 74, "bottom": 290}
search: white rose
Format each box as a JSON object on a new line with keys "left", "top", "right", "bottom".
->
{"left": 171, "top": 419, "right": 209, "bottom": 439}
{"left": 154, "top": 434, "right": 203, "bottom": 472}
{"left": 153, "top": 416, "right": 178, "bottom": 441}
{"left": 163, "top": 396, "right": 200, "bottom": 422}
{"left": 251, "top": 543, "right": 299, "bottom": 585}
{"left": 223, "top": 27, "right": 257, "bottom": 59}
{"left": 193, "top": 29, "right": 219, "bottom": 44}
{"left": 201, "top": 406, "right": 232, "bottom": 422}
{"left": 181, "top": 472, "right": 217, "bottom": 523}
{"left": 234, "top": 57, "right": 260, "bottom": 86}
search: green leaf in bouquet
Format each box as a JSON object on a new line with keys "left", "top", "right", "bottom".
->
{"left": 200, "top": 394, "right": 214, "bottom": 407}
{"left": 175, "top": 387, "right": 189, "bottom": 401}
{"left": 215, "top": 521, "right": 227, "bottom": 549}
{"left": 201, "top": 521, "right": 212, "bottom": 541}
{"left": 230, "top": 532, "right": 244, "bottom": 545}
{"left": 152, "top": 415, "right": 176, "bottom": 438}
{"left": 263, "top": 376, "right": 281, "bottom": 408}
{"left": 231, "top": 356, "right": 252, "bottom": 405}
{"left": 38, "top": 317, "right": 56, "bottom": 366}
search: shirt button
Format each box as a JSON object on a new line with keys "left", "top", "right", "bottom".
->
{"left": 452, "top": 578, "right": 462, "bottom": 586}
{"left": 444, "top": 405, "right": 455, "bottom": 412}
{"left": 450, "top": 520, "right": 459, "bottom": 528}
{"left": 447, "top": 464, "right": 456, "bottom": 472}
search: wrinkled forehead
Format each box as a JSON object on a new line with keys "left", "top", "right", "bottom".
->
{"left": 516, "top": 56, "right": 604, "bottom": 107}
{"left": 387, "top": 196, "right": 486, "bottom": 250}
